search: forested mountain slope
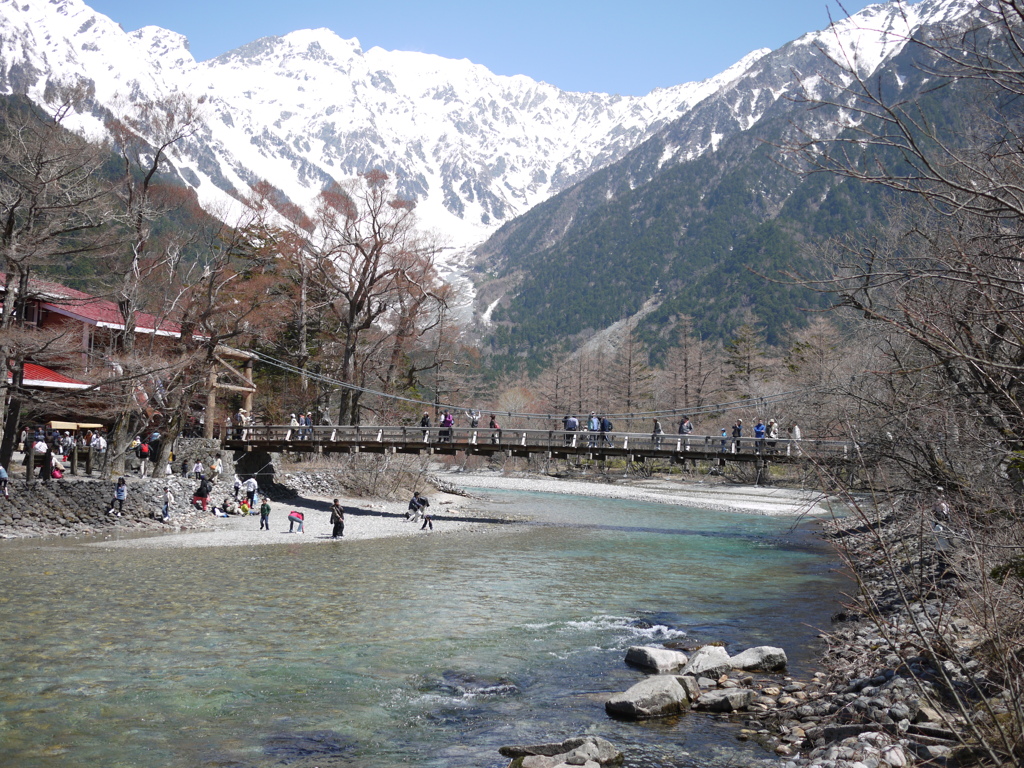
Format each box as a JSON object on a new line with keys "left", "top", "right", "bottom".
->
{"left": 474, "top": 0, "right": 979, "bottom": 373}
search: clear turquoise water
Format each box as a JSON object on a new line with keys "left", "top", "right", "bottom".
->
{"left": 0, "top": 487, "right": 843, "bottom": 767}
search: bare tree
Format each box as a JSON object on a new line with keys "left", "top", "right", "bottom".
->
{"left": 0, "top": 86, "right": 114, "bottom": 468}
{"left": 299, "top": 170, "right": 442, "bottom": 424}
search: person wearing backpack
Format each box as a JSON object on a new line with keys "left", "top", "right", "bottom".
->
{"left": 137, "top": 440, "right": 151, "bottom": 477}
{"left": 600, "top": 417, "right": 614, "bottom": 447}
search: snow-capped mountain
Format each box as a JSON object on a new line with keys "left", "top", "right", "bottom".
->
{"left": 469, "top": 0, "right": 985, "bottom": 362}
{"left": 0, "top": 0, "right": 979, "bottom": 254}
{"left": 0, "top": 0, "right": 764, "bottom": 248}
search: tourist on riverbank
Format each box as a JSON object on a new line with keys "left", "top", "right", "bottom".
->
{"left": 137, "top": 440, "right": 151, "bottom": 477}
{"left": 162, "top": 487, "right": 174, "bottom": 520}
{"left": 259, "top": 497, "right": 271, "bottom": 530}
{"left": 192, "top": 476, "right": 211, "bottom": 512}
{"left": 407, "top": 491, "right": 428, "bottom": 523}
{"left": 420, "top": 511, "right": 433, "bottom": 531}
{"left": 287, "top": 509, "right": 304, "bottom": 533}
{"left": 0, "top": 463, "right": 8, "bottom": 499}
{"left": 108, "top": 477, "right": 128, "bottom": 516}
{"left": 192, "top": 460, "right": 203, "bottom": 479}
{"left": 330, "top": 499, "right": 345, "bottom": 538}
{"left": 243, "top": 477, "right": 258, "bottom": 508}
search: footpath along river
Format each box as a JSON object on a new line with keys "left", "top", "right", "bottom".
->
{"left": 0, "top": 486, "right": 845, "bottom": 768}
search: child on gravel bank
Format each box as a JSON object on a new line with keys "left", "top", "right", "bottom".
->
{"left": 259, "top": 497, "right": 271, "bottom": 531}
{"left": 107, "top": 477, "right": 127, "bottom": 516}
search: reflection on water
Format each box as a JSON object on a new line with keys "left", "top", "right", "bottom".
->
{"left": 0, "top": 487, "right": 842, "bottom": 768}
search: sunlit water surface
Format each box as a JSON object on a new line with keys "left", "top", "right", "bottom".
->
{"left": 0, "top": 487, "right": 843, "bottom": 768}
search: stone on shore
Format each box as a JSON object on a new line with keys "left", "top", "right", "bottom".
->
{"left": 500, "top": 736, "right": 622, "bottom": 767}
{"left": 624, "top": 645, "right": 688, "bottom": 673}
{"left": 605, "top": 675, "right": 690, "bottom": 719}
{"left": 692, "top": 688, "right": 755, "bottom": 712}
{"left": 681, "top": 645, "right": 731, "bottom": 679}
{"left": 729, "top": 645, "right": 788, "bottom": 672}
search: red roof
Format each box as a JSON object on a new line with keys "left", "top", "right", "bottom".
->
{"left": 1, "top": 276, "right": 184, "bottom": 336}
{"left": 11, "top": 363, "right": 90, "bottom": 390}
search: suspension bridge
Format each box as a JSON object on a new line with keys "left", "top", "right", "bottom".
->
{"left": 223, "top": 424, "right": 852, "bottom": 467}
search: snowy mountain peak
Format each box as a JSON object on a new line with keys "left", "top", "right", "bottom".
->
{"left": 130, "top": 27, "right": 196, "bottom": 73}
{"left": 0, "top": 0, "right": 983, "bottom": 251}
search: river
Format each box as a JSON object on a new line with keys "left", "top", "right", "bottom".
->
{"left": 0, "top": 486, "right": 843, "bottom": 768}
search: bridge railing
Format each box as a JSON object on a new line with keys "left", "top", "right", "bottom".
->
{"left": 228, "top": 424, "right": 854, "bottom": 459}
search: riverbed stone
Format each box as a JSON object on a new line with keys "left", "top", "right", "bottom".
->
{"left": 675, "top": 674, "right": 701, "bottom": 701}
{"left": 624, "top": 645, "right": 688, "bottom": 672}
{"left": 693, "top": 688, "right": 755, "bottom": 712}
{"left": 500, "top": 736, "right": 622, "bottom": 766}
{"left": 729, "top": 645, "right": 788, "bottom": 672}
{"left": 681, "top": 645, "right": 731, "bottom": 678}
{"left": 605, "top": 675, "right": 690, "bottom": 719}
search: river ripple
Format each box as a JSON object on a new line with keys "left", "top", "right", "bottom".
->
{"left": 0, "top": 486, "right": 843, "bottom": 768}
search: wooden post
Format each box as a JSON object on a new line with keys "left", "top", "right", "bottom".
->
{"left": 86, "top": 446, "right": 94, "bottom": 476}
{"left": 70, "top": 447, "right": 79, "bottom": 476}
{"left": 205, "top": 368, "right": 218, "bottom": 439}
{"left": 26, "top": 449, "right": 34, "bottom": 483}
{"left": 242, "top": 358, "right": 255, "bottom": 414}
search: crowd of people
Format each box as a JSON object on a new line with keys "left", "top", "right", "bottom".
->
{"left": 19, "top": 425, "right": 110, "bottom": 479}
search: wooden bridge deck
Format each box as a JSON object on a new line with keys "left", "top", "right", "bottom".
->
{"left": 224, "top": 425, "right": 851, "bottom": 465}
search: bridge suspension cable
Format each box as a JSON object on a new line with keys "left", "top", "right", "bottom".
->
{"left": 252, "top": 351, "right": 822, "bottom": 422}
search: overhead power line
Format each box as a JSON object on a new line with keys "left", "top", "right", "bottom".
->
{"left": 252, "top": 351, "right": 821, "bottom": 422}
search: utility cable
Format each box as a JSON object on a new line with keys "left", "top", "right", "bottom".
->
{"left": 252, "top": 350, "right": 822, "bottom": 422}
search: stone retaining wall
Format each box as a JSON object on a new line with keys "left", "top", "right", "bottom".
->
{"left": 0, "top": 473, "right": 240, "bottom": 539}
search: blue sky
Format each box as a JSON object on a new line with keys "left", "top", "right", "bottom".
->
{"left": 87, "top": 0, "right": 878, "bottom": 96}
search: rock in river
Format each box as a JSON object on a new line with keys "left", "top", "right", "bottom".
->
{"left": 605, "top": 675, "right": 690, "bottom": 719}
{"left": 729, "top": 645, "right": 788, "bottom": 672}
{"left": 624, "top": 645, "right": 688, "bottom": 672}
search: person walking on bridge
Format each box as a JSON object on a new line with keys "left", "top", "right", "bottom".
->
{"left": 732, "top": 419, "right": 743, "bottom": 453}
{"left": 587, "top": 413, "right": 599, "bottom": 448}
{"left": 564, "top": 414, "right": 579, "bottom": 446}
{"left": 652, "top": 419, "right": 664, "bottom": 449}
{"left": 599, "top": 416, "right": 614, "bottom": 447}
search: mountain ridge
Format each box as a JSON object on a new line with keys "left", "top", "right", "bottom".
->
{"left": 0, "top": 0, "right": 771, "bottom": 250}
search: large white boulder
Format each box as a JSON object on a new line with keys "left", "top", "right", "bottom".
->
{"left": 681, "top": 645, "right": 731, "bottom": 678}
{"left": 624, "top": 645, "right": 688, "bottom": 673}
{"left": 729, "top": 646, "right": 788, "bottom": 672}
{"left": 605, "top": 675, "right": 690, "bottom": 719}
